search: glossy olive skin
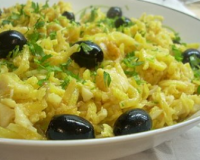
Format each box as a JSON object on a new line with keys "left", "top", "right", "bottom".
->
{"left": 182, "top": 49, "right": 200, "bottom": 67}
{"left": 70, "top": 41, "right": 104, "bottom": 69}
{"left": 0, "top": 30, "right": 27, "bottom": 58}
{"left": 62, "top": 11, "right": 75, "bottom": 21}
{"left": 107, "top": 7, "right": 122, "bottom": 18}
{"left": 114, "top": 109, "right": 152, "bottom": 136}
{"left": 46, "top": 114, "right": 95, "bottom": 140}
{"left": 115, "top": 17, "right": 132, "bottom": 28}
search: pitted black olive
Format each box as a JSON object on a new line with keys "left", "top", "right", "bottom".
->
{"left": 107, "top": 7, "right": 122, "bottom": 19}
{"left": 115, "top": 17, "right": 132, "bottom": 28}
{"left": 46, "top": 114, "right": 95, "bottom": 140}
{"left": 0, "top": 30, "right": 27, "bottom": 58}
{"left": 70, "top": 41, "right": 104, "bottom": 69}
{"left": 62, "top": 11, "right": 75, "bottom": 21}
{"left": 182, "top": 49, "right": 200, "bottom": 68}
{"left": 114, "top": 109, "right": 152, "bottom": 136}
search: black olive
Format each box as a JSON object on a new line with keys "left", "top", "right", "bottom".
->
{"left": 0, "top": 30, "right": 27, "bottom": 58}
{"left": 62, "top": 11, "right": 75, "bottom": 21}
{"left": 46, "top": 114, "right": 95, "bottom": 140}
{"left": 115, "top": 17, "right": 132, "bottom": 28}
{"left": 107, "top": 7, "right": 122, "bottom": 19}
{"left": 182, "top": 49, "right": 200, "bottom": 68}
{"left": 113, "top": 109, "right": 152, "bottom": 136}
{"left": 70, "top": 41, "right": 104, "bottom": 69}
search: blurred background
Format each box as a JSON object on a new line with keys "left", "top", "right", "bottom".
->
{"left": 141, "top": 0, "right": 200, "bottom": 18}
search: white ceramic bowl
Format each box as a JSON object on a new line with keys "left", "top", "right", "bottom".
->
{"left": 1, "top": 0, "right": 200, "bottom": 160}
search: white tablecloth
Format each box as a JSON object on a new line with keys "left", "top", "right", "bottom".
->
{"left": 116, "top": 0, "right": 200, "bottom": 160}
{"left": 117, "top": 124, "right": 200, "bottom": 160}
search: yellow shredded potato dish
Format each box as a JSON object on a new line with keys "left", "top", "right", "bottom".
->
{"left": 0, "top": 0, "right": 200, "bottom": 140}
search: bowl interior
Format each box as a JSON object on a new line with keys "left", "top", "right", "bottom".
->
{"left": 0, "top": 0, "right": 200, "bottom": 160}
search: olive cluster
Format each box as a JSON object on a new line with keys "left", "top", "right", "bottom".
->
{"left": 46, "top": 109, "right": 152, "bottom": 140}
{"left": 107, "top": 7, "right": 132, "bottom": 28}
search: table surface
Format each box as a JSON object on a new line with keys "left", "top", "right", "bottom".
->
{"left": 116, "top": 124, "right": 200, "bottom": 160}
{"left": 116, "top": 1, "right": 200, "bottom": 160}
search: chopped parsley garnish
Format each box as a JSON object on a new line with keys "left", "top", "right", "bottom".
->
{"left": 35, "top": 20, "right": 45, "bottom": 29}
{"left": 10, "top": 13, "right": 21, "bottom": 20}
{"left": 122, "top": 52, "right": 144, "bottom": 84}
{"left": 197, "top": 86, "right": 200, "bottom": 95}
{"left": 1, "top": 12, "right": 21, "bottom": 26}
{"left": 96, "top": 18, "right": 115, "bottom": 31}
{"left": 61, "top": 77, "right": 70, "bottom": 89}
{"left": 163, "top": 25, "right": 182, "bottom": 43}
{"left": 37, "top": 74, "right": 50, "bottom": 86}
{"left": 173, "top": 32, "right": 181, "bottom": 43}
{"left": 88, "top": 7, "right": 98, "bottom": 22}
{"left": 78, "top": 6, "right": 98, "bottom": 22}
{"left": 122, "top": 52, "right": 143, "bottom": 68}
{"left": 60, "top": 59, "right": 84, "bottom": 83}
{"left": 80, "top": 42, "right": 93, "bottom": 53}
{"left": 28, "top": 42, "right": 45, "bottom": 56}
{"left": 103, "top": 71, "right": 111, "bottom": 87}
{"left": 0, "top": 59, "right": 17, "bottom": 71}
{"left": 193, "top": 69, "right": 200, "bottom": 79}
{"left": 32, "top": 2, "right": 40, "bottom": 13}
{"left": 171, "top": 45, "right": 183, "bottom": 62}
{"left": 2, "top": 20, "right": 12, "bottom": 25}
{"left": 49, "top": 31, "right": 57, "bottom": 40}
{"left": 7, "top": 45, "right": 20, "bottom": 59}
{"left": 42, "top": 0, "right": 49, "bottom": 9}
{"left": 189, "top": 55, "right": 200, "bottom": 69}
{"left": 27, "top": 31, "right": 40, "bottom": 42}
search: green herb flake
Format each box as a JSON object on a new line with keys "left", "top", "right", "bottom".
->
{"left": 28, "top": 31, "right": 40, "bottom": 42}
{"left": 0, "top": 60, "right": 17, "bottom": 71}
{"left": 2, "top": 19, "right": 12, "bottom": 25}
{"left": 122, "top": 52, "right": 144, "bottom": 68}
{"left": 85, "top": 6, "right": 98, "bottom": 22}
{"left": 40, "top": 54, "right": 52, "bottom": 63}
{"left": 28, "top": 42, "right": 45, "bottom": 56}
{"left": 79, "top": 7, "right": 87, "bottom": 19}
{"left": 32, "top": 2, "right": 40, "bottom": 13}
{"left": 80, "top": 43, "right": 93, "bottom": 53}
{"left": 49, "top": 31, "right": 57, "bottom": 40}
{"left": 37, "top": 73, "right": 50, "bottom": 86}
{"left": 197, "top": 86, "right": 200, "bottom": 95}
{"left": 171, "top": 45, "right": 183, "bottom": 62}
{"left": 19, "top": 4, "right": 25, "bottom": 16}
{"left": 173, "top": 32, "right": 181, "bottom": 43}
{"left": 7, "top": 45, "right": 20, "bottom": 58}
{"left": 46, "top": 65, "right": 63, "bottom": 72}
{"left": 189, "top": 55, "right": 200, "bottom": 69}
{"left": 194, "top": 69, "right": 200, "bottom": 79}
{"left": 10, "top": 13, "right": 21, "bottom": 20}
{"left": 61, "top": 77, "right": 70, "bottom": 89}
{"left": 103, "top": 71, "right": 111, "bottom": 87}
{"left": 96, "top": 18, "right": 115, "bottom": 31}
{"left": 35, "top": 20, "right": 45, "bottom": 29}
{"left": 42, "top": 0, "right": 49, "bottom": 9}
{"left": 37, "top": 78, "right": 47, "bottom": 86}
